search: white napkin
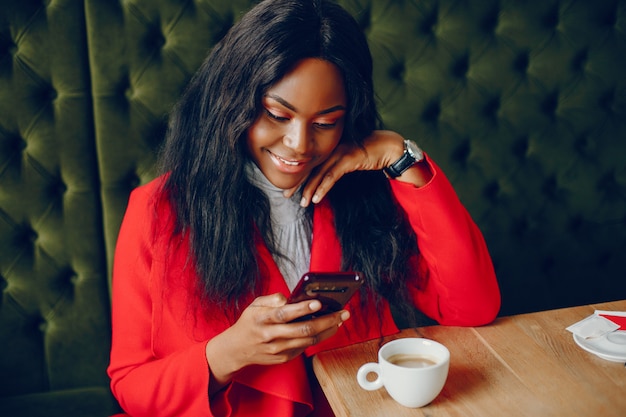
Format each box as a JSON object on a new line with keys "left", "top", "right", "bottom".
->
{"left": 566, "top": 312, "right": 620, "bottom": 339}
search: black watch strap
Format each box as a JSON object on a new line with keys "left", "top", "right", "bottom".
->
{"left": 383, "top": 140, "right": 424, "bottom": 179}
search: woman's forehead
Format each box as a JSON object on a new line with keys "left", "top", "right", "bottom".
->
{"left": 265, "top": 58, "right": 347, "bottom": 114}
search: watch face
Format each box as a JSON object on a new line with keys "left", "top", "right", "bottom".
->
{"left": 405, "top": 140, "right": 424, "bottom": 162}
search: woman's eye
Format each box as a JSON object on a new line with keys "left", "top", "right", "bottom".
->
{"left": 314, "top": 121, "right": 337, "bottom": 129}
{"left": 265, "top": 109, "right": 288, "bottom": 122}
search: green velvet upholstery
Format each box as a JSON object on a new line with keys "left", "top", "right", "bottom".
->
{"left": 0, "top": 0, "right": 120, "bottom": 415}
{"left": 1, "top": 0, "right": 624, "bottom": 415}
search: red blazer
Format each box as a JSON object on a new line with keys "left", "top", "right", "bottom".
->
{"left": 108, "top": 157, "right": 500, "bottom": 416}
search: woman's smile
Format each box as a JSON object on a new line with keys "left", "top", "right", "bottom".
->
{"left": 267, "top": 149, "right": 313, "bottom": 173}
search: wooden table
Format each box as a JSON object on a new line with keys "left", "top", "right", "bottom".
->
{"left": 312, "top": 300, "right": 626, "bottom": 417}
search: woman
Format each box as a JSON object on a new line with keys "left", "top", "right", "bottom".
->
{"left": 108, "top": 0, "right": 501, "bottom": 416}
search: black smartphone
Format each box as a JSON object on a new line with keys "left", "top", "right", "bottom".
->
{"left": 287, "top": 271, "right": 365, "bottom": 321}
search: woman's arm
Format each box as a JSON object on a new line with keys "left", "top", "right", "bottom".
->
{"left": 294, "top": 130, "right": 500, "bottom": 325}
{"left": 107, "top": 184, "right": 216, "bottom": 417}
{"left": 108, "top": 182, "right": 351, "bottom": 416}
{"left": 389, "top": 156, "right": 501, "bottom": 326}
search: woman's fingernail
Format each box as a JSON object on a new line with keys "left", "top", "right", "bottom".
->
{"left": 309, "top": 300, "right": 322, "bottom": 311}
{"left": 340, "top": 311, "right": 350, "bottom": 321}
{"left": 312, "top": 194, "right": 320, "bottom": 204}
{"left": 300, "top": 197, "right": 308, "bottom": 207}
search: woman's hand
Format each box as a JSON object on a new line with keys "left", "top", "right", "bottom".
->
{"left": 284, "top": 130, "right": 433, "bottom": 207}
{"left": 205, "top": 293, "right": 350, "bottom": 392}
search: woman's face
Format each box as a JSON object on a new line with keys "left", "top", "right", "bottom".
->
{"left": 247, "top": 58, "right": 347, "bottom": 190}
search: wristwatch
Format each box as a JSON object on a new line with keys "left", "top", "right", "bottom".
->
{"left": 383, "top": 140, "right": 424, "bottom": 179}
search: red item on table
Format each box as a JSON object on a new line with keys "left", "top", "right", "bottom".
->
{"left": 598, "top": 314, "right": 626, "bottom": 330}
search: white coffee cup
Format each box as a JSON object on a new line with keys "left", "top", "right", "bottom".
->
{"left": 356, "top": 338, "right": 450, "bottom": 408}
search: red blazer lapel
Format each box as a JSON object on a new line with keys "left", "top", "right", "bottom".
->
{"left": 310, "top": 199, "right": 342, "bottom": 271}
{"left": 253, "top": 232, "right": 291, "bottom": 296}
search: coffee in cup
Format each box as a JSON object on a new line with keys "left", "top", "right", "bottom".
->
{"left": 387, "top": 353, "right": 438, "bottom": 368}
{"left": 356, "top": 338, "right": 449, "bottom": 408}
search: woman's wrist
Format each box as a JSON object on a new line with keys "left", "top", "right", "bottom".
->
{"left": 385, "top": 134, "right": 406, "bottom": 165}
{"left": 205, "top": 336, "right": 238, "bottom": 394}
{"left": 394, "top": 159, "right": 433, "bottom": 187}
{"left": 383, "top": 135, "right": 432, "bottom": 187}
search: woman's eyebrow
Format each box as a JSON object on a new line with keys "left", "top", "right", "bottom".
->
{"left": 318, "top": 105, "right": 346, "bottom": 115}
{"left": 265, "top": 93, "right": 346, "bottom": 115}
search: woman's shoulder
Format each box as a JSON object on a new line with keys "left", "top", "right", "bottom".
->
{"left": 124, "top": 174, "right": 174, "bottom": 222}
{"left": 130, "top": 174, "right": 168, "bottom": 201}
{"left": 124, "top": 174, "right": 173, "bottom": 215}
{"left": 121, "top": 174, "right": 178, "bottom": 241}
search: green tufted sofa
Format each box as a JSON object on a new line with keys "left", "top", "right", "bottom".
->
{"left": 1, "top": 0, "right": 624, "bottom": 415}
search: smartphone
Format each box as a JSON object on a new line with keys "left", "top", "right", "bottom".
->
{"left": 287, "top": 271, "right": 365, "bottom": 321}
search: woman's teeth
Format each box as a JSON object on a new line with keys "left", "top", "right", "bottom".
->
{"left": 274, "top": 153, "right": 300, "bottom": 166}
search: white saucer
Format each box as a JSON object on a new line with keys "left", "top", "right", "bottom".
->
{"left": 573, "top": 330, "right": 626, "bottom": 362}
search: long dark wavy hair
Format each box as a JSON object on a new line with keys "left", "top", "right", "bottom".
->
{"left": 158, "top": 0, "right": 419, "bottom": 320}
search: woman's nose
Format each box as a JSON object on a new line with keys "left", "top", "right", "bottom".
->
{"left": 283, "top": 122, "right": 310, "bottom": 154}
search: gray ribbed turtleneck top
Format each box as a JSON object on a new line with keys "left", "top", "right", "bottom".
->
{"left": 246, "top": 163, "right": 312, "bottom": 291}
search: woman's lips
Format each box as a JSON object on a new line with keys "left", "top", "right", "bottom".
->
{"left": 267, "top": 150, "right": 309, "bottom": 173}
